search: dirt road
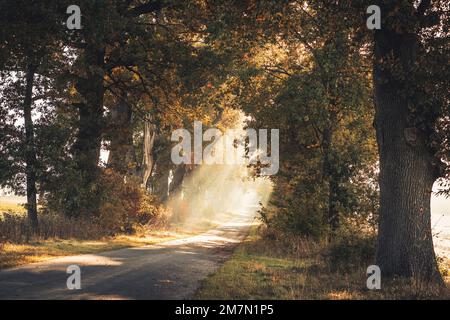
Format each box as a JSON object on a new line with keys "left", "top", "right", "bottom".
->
{"left": 0, "top": 210, "right": 257, "bottom": 300}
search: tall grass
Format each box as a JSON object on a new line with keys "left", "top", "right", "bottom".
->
{"left": 0, "top": 213, "right": 106, "bottom": 243}
{"left": 196, "top": 224, "right": 450, "bottom": 299}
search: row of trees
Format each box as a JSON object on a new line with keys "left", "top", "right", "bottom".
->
{"left": 0, "top": 0, "right": 229, "bottom": 229}
{"left": 0, "top": 0, "right": 449, "bottom": 287}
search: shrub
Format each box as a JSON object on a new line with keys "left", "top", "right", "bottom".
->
{"left": 259, "top": 197, "right": 328, "bottom": 240}
{"left": 1, "top": 169, "right": 171, "bottom": 244}
{"left": 327, "top": 229, "right": 376, "bottom": 272}
{"left": 97, "top": 169, "right": 170, "bottom": 234}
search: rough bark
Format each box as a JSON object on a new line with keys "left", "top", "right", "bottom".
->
{"left": 72, "top": 44, "right": 105, "bottom": 185}
{"left": 141, "top": 120, "right": 156, "bottom": 188}
{"left": 68, "top": 41, "right": 106, "bottom": 216}
{"left": 169, "top": 164, "right": 186, "bottom": 194}
{"left": 23, "top": 63, "right": 38, "bottom": 231}
{"left": 154, "top": 167, "right": 170, "bottom": 202}
{"left": 107, "top": 99, "right": 137, "bottom": 176}
{"left": 373, "top": 29, "right": 443, "bottom": 284}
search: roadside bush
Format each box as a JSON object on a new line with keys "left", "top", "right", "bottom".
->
{"left": 259, "top": 225, "right": 324, "bottom": 258}
{"left": 259, "top": 196, "right": 328, "bottom": 240}
{"left": 96, "top": 169, "right": 170, "bottom": 234}
{"left": 326, "top": 227, "right": 376, "bottom": 272}
{"left": 1, "top": 169, "right": 171, "bottom": 243}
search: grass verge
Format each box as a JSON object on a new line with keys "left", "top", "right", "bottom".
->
{"left": 195, "top": 225, "right": 450, "bottom": 300}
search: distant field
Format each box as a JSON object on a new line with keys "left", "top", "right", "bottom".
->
{"left": 432, "top": 213, "right": 450, "bottom": 258}
{"left": 0, "top": 196, "right": 26, "bottom": 214}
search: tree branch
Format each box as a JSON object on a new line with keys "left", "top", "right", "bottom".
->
{"left": 128, "top": 0, "right": 165, "bottom": 16}
{"left": 416, "top": 0, "right": 431, "bottom": 18}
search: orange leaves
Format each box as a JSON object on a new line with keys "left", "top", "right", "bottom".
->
{"left": 256, "top": 15, "right": 266, "bottom": 23}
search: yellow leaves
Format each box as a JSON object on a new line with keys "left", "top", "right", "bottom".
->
{"left": 132, "top": 72, "right": 140, "bottom": 81}
{"left": 69, "top": 85, "right": 78, "bottom": 97}
{"left": 127, "top": 161, "right": 137, "bottom": 170}
{"left": 109, "top": 66, "right": 141, "bottom": 82}
{"left": 111, "top": 66, "right": 126, "bottom": 76}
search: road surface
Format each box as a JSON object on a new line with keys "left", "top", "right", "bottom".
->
{"left": 0, "top": 210, "right": 257, "bottom": 300}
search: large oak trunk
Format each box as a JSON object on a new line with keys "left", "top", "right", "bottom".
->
{"left": 373, "top": 29, "right": 442, "bottom": 284}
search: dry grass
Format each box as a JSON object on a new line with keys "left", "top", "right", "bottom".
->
{"left": 0, "top": 202, "right": 220, "bottom": 270}
{"left": 195, "top": 226, "right": 450, "bottom": 300}
{"left": 0, "top": 186, "right": 222, "bottom": 271}
{"left": 0, "top": 230, "right": 200, "bottom": 270}
{"left": 0, "top": 213, "right": 108, "bottom": 243}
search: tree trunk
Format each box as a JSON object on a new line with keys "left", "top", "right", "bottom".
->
{"left": 322, "top": 118, "right": 339, "bottom": 233}
{"left": 169, "top": 164, "right": 186, "bottom": 194}
{"left": 154, "top": 167, "right": 170, "bottom": 202}
{"left": 108, "top": 98, "right": 137, "bottom": 176}
{"left": 70, "top": 43, "right": 105, "bottom": 216}
{"left": 72, "top": 44, "right": 105, "bottom": 178}
{"left": 23, "top": 64, "right": 38, "bottom": 232}
{"left": 373, "top": 29, "right": 443, "bottom": 284}
{"left": 141, "top": 120, "right": 156, "bottom": 188}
